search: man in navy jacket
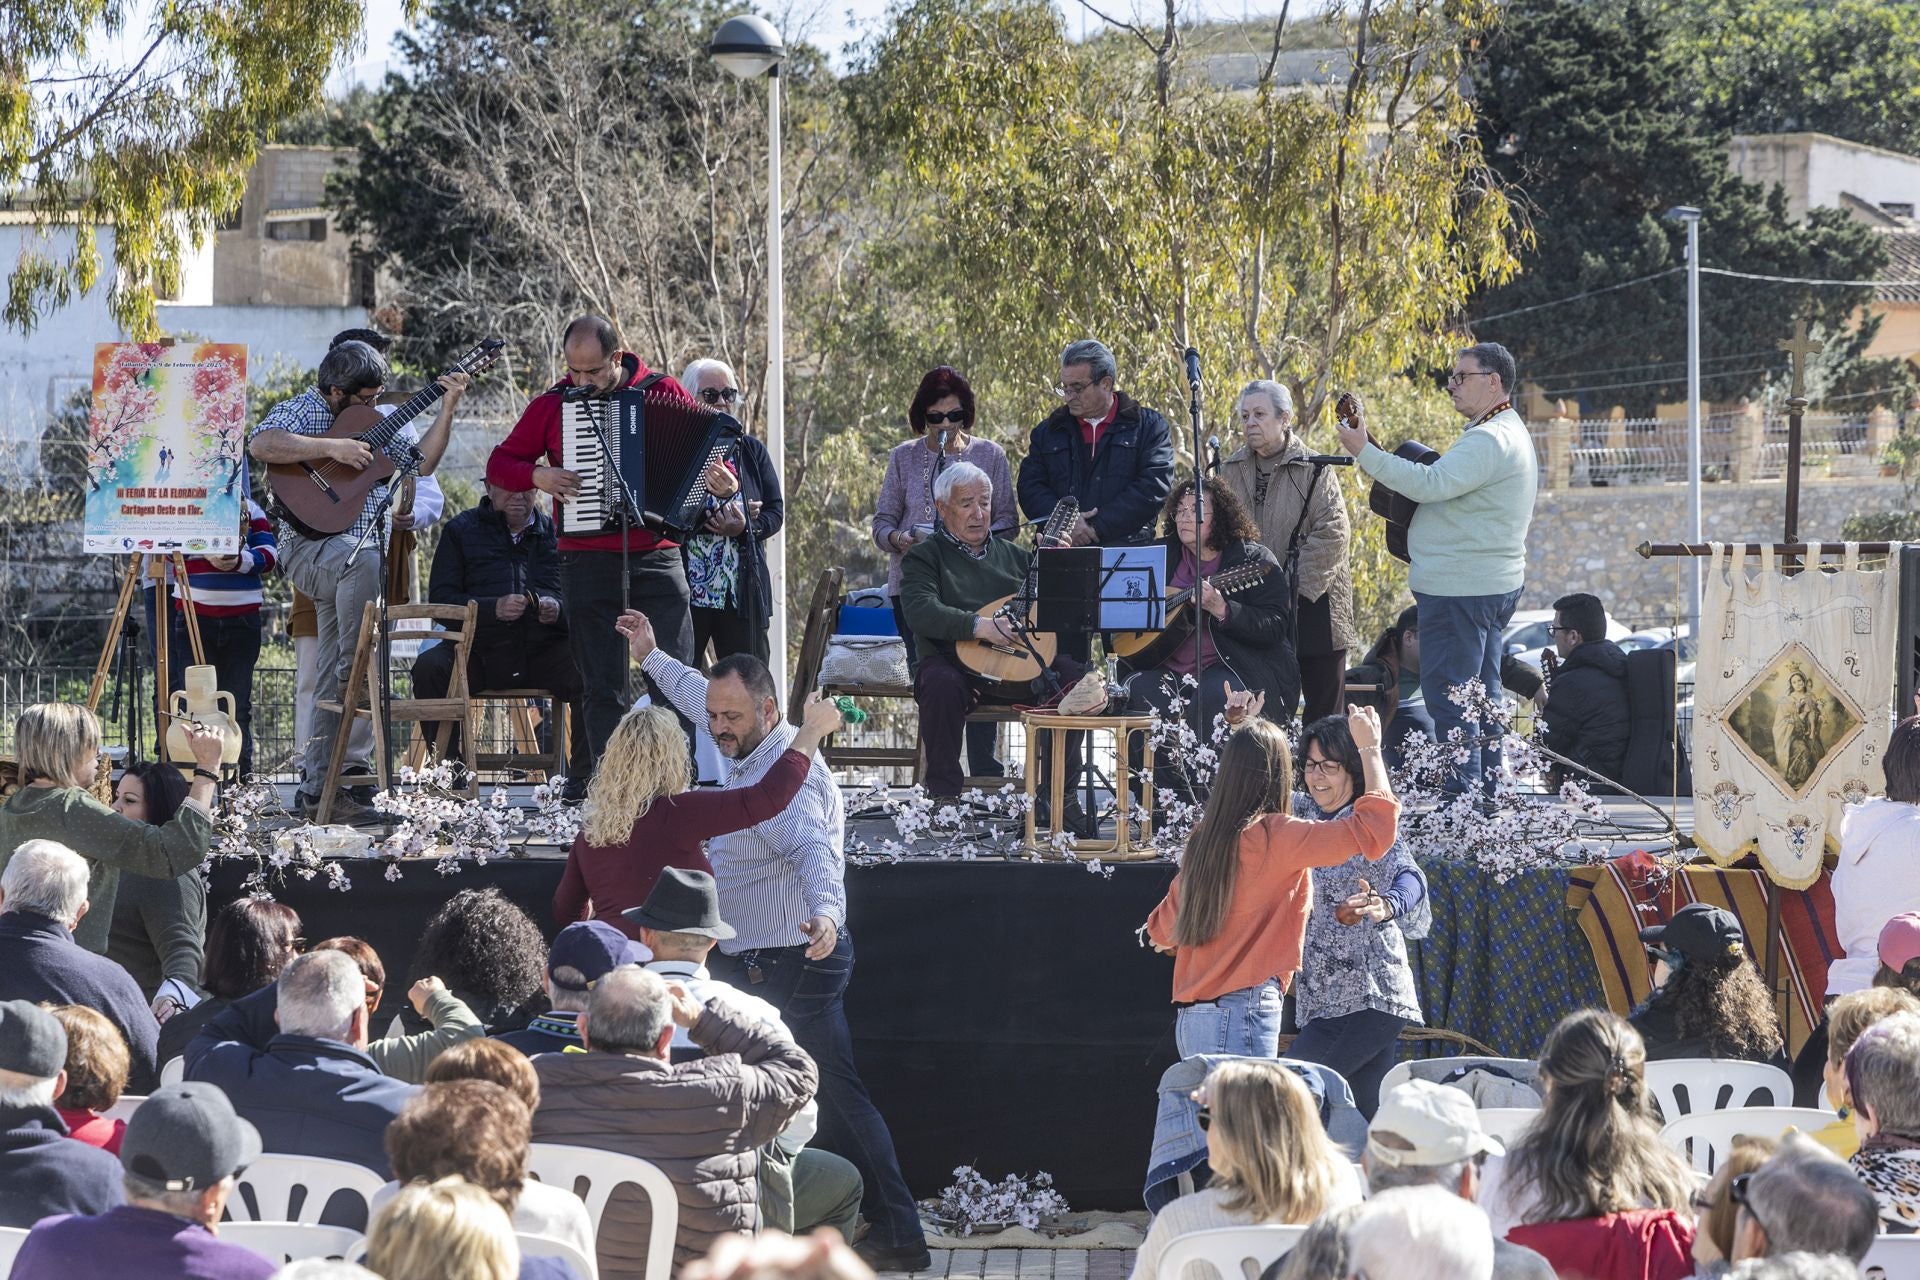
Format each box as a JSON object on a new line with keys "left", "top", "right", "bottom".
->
{"left": 184, "top": 949, "right": 415, "bottom": 1185}
{"left": 1016, "top": 338, "right": 1175, "bottom": 548}
{"left": 0, "top": 999, "right": 122, "bottom": 1228}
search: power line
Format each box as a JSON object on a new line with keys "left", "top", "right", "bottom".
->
{"left": 1527, "top": 347, "right": 1780, "bottom": 384}
{"left": 1464, "top": 268, "right": 1685, "bottom": 326}
{"left": 1698, "top": 266, "right": 1920, "bottom": 289}
{"left": 1540, "top": 362, "right": 1784, "bottom": 398}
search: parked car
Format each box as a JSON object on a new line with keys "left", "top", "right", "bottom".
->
{"left": 1502, "top": 609, "right": 1633, "bottom": 672}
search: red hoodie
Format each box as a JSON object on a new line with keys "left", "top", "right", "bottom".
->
{"left": 485, "top": 352, "right": 697, "bottom": 553}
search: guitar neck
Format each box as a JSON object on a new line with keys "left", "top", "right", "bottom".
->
{"left": 358, "top": 378, "right": 448, "bottom": 450}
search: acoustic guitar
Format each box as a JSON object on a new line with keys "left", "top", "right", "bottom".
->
{"left": 1336, "top": 391, "right": 1437, "bottom": 565}
{"left": 268, "top": 338, "right": 504, "bottom": 540}
{"left": 951, "top": 496, "right": 1079, "bottom": 695}
{"left": 1106, "top": 557, "right": 1275, "bottom": 671}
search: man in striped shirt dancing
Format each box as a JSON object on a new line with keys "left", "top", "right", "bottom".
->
{"left": 618, "top": 608, "right": 933, "bottom": 1273}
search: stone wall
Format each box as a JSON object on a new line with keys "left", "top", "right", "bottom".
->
{"left": 1521, "top": 475, "right": 1908, "bottom": 623}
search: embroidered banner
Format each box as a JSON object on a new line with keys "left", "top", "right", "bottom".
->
{"left": 1691, "top": 542, "right": 1901, "bottom": 887}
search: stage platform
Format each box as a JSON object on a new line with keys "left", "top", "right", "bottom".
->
{"left": 207, "top": 786, "right": 1692, "bottom": 1210}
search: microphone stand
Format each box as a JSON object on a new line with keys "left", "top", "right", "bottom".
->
{"left": 347, "top": 443, "right": 422, "bottom": 794}
{"left": 567, "top": 387, "right": 650, "bottom": 616}
{"left": 1185, "top": 357, "right": 1208, "bottom": 755}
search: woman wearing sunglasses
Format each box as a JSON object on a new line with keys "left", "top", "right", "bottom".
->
{"left": 679, "top": 358, "right": 783, "bottom": 667}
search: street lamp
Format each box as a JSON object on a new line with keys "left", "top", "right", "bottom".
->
{"left": 711, "top": 15, "right": 790, "bottom": 699}
{"left": 1664, "top": 204, "right": 1703, "bottom": 641}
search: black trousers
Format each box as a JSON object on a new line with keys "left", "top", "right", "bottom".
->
{"left": 889, "top": 596, "right": 1003, "bottom": 779}
{"left": 166, "top": 610, "right": 264, "bottom": 777}
{"left": 410, "top": 626, "right": 589, "bottom": 768}
{"left": 691, "top": 604, "right": 771, "bottom": 670}
{"left": 1299, "top": 649, "right": 1349, "bottom": 726}
{"left": 558, "top": 548, "right": 693, "bottom": 781}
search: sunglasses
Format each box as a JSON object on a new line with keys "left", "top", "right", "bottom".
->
{"left": 699, "top": 387, "right": 742, "bottom": 406}
{"left": 923, "top": 409, "right": 968, "bottom": 426}
{"left": 1197, "top": 1103, "right": 1212, "bottom": 1131}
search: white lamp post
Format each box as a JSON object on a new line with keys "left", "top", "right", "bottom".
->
{"left": 711, "top": 14, "right": 790, "bottom": 700}
{"left": 1664, "top": 204, "right": 1703, "bottom": 643}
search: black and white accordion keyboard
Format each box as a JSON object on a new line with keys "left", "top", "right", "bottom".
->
{"left": 558, "top": 388, "right": 743, "bottom": 541}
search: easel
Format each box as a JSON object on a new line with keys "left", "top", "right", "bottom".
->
{"left": 1635, "top": 320, "right": 1878, "bottom": 994}
{"left": 86, "top": 553, "right": 207, "bottom": 757}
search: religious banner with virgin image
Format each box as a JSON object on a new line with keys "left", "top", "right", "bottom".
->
{"left": 1692, "top": 541, "right": 1902, "bottom": 887}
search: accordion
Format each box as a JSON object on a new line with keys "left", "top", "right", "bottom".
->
{"left": 558, "top": 388, "right": 744, "bottom": 540}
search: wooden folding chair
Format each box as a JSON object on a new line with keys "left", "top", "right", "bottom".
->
{"left": 317, "top": 601, "right": 479, "bottom": 822}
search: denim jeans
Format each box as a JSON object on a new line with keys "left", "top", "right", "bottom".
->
{"left": 1284, "top": 1008, "right": 1409, "bottom": 1118}
{"left": 281, "top": 529, "right": 384, "bottom": 798}
{"left": 1412, "top": 587, "right": 1523, "bottom": 793}
{"left": 707, "top": 933, "right": 926, "bottom": 1250}
{"left": 1174, "top": 977, "right": 1284, "bottom": 1059}
{"left": 558, "top": 548, "right": 692, "bottom": 782}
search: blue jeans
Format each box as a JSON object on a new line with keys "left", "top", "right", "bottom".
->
{"left": 1174, "top": 978, "right": 1283, "bottom": 1059}
{"left": 1413, "top": 587, "right": 1522, "bottom": 793}
{"left": 1284, "top": 1009, "right": 1408, "bottom": 1118}
{"left": 707, "top": 933, "right": 926, "bottom": 1250}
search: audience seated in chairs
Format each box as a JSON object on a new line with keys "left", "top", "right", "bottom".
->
{"left": 1476, "top": 1010, "right": 1696, "bottom": 1279}
{"left": 10, "top": 1080, "right": 272, "bottom": 1280}
{"left": 310, "top": 936, "right": 484, "bottom": 1084}
{"left": 530, "top": 964, "right": 817, "bottom": 1271}
{"left": 49, "top": 1004, "right": 131, "bottom": 1156}
{"left": 367, "top": 1175, "right": 526, "bottom": 1280}
{"left": 413, "top": 481, "right": 589, "bottom": 784}
{"left": 1537, "top": 592, "right": 1632, "bottom": 788}
{"left": 1688, "top": 1134, "right": 1778, "bottom": 1277}
{"left": 106, "top": 761, "right": 207, "bottom": 1014}
{"left": 398, "top": 888, "right": 551, "bottom": 1037}
{"left": 1129, "top": 1059, "right": 1364, "bottom": 1280}
{"left": 1843, "top": 1010, "right": 1920, "bottom": 1232}
{"left": 0, "top": 840, "right": 161, "bottom": 1092}
{"left": 379, "top": 1078, "right": 592, "bottom": 1271}
{"left": 492, "top": 920, "right": 640, "bottom": 1057}
{"left": 628, "top": 867, "right": 865, "bottom": 1245}
{"left": 1725, "top": 1133, "right": 1879, "bottom": 1266}
{"left": 157, "top": 897, "right": 301, "bottom": 1069}
{"left": 1362, "top": 1081, "right": 1553, "bottom": 1280}
{"left": 1812, "top": 986, "right": 1920, "bottom": 1160}
{"left": 0, "top": 999, "right": 122, "bottom": 1227}
{"left": 1630, "top": 903, "right": 1785, "bottom": 1066}
{"left": 184, "top": 949, "right": 416, "bottom": 1180}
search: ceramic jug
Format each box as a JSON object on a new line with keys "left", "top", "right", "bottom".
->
{"left": 166, "top": 664, "right": 242, "bottom": 767}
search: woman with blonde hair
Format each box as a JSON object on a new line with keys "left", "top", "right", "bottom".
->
{"left": 1130, "top": 1060, "right": 1363, "bottom": 1280}
{"left": 554, "top": 693, "right": 847, "bottom": 939}
{"left": 1145, "top": 704, "right": 1398, "bottom": 1058}
{"left": 365, "top": 1175, "right": 520, "bottom": 1280}
{"left": 0, "top": 702, "right": 222, "bottom": 954}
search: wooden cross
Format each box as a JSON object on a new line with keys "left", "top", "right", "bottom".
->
{"left": 1778, "top": 319, "right": 1824, "bottom": 402}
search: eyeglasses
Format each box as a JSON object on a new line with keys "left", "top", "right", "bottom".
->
{"left": 699, "top": 386, "right": 742, "bottom": 406}
{"left": 1196, "top": 1104, "right": 1212, "bottom": 1131}
{"left": 1053, "top": 380, "right": 1098, "bottom": 398}
{"left": 1302, "top": 758, "right": 1347, "bottom": 776}
{"left": 923, "top": 409, "right": 968, "bottom": 426}
{"left": 1729, "top": 1173, "right": 1772, "bottom": 1236}
{"left": 1446, "top": 369, "right": 1495, "bottom": 387}
{"left": 346, "top": 387, "right": 384, "bottom": 406}
{"left": 1547, "top": 625, "right": 1579, "bottom": 636}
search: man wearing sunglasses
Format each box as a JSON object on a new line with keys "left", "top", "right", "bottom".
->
{"left": 1725, "top": 1133, "right": 1878, "bottom": 1267}
{"left": 1334, "top": 342, "right": 1536, "bottom": 794}
{"left": 678, "top": 359, "right": 783, "bottom": 668}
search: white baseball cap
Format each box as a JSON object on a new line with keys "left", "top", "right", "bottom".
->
{"left": 1366, "top": 1079, "right": 1506, "bottom": 1169}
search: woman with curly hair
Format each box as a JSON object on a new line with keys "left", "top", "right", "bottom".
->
{"left": 1478, "top": 1010, "right": 1696, "bottom": 1268}
{"left": 1630, "top": 902, "right": 1785, "bottom": 1065}
{"left": 553, "top": 694, "right": 846, "bottom": 941}
{"left": 404, "top": 888, "right": 554, "bottom": 1035}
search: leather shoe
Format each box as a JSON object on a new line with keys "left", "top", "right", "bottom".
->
{"left": 853, "top": 1239, "right": 933, "bottom": 1273}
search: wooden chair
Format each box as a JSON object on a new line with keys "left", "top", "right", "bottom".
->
{"left": 318, "top": 601, "right": 479, "bottom": 823}
{"left": 469, "top": 688, "right": 569, "bottom": 784}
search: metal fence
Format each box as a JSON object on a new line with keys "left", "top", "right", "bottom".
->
{"left": 1530, "top": 412, "right": 1883, "bottom": 487}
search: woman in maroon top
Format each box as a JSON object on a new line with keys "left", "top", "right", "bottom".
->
{"left": 555, "top": 692, "right": 845, "bottom": 938}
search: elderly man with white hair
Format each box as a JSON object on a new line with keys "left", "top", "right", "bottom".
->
{"left": 679, "top": 357, "right": 784, "bottom": 668}
{"left": 0, "top": 839, "right": 160, "bottom": 1091}
{"left": 0, "top": 998, "right": 123, "bottom": 1226}
{"left": 900, "top": 460, "right": 1106, "bottom": 798}
{"left": 1344, "top": 1185, "right": 1496, "bottom": 1280}
{"left": 184, "top": 948, "right": 415, "bottom": 1180}
{"left": 1219, "top": 378, "right": 1354, "bottom": 723}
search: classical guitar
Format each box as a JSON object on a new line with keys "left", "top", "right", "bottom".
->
{"left": 951, "top": 496, "right": 1078, "bottom": 694}
{"left": 1106, "top": 557, "right": 1275, "bottom": 671}
{"left": 1337, "top": 392, "right": 1437, "bottom": 565}
{"left": 268, "top": 338, "right": 504, "bottom": 540}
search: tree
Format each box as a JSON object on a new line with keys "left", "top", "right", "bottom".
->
{"left": 2, "top": 0, "right": 368, "bottom": 337}
{"left": 1467, "top": 0, "right": 1888, "bottom": 414}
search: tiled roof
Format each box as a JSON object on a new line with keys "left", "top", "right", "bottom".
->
{"left": 1879, "top": 229, "right": 1920, "bottom": 304}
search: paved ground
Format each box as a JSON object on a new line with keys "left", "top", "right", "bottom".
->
{"left": 875, "top": 1250, "right": 1135, "bottom": 1280}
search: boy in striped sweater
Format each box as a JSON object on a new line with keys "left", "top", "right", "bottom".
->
{"left": 170, "top": 498, "right": 278, "bottom": 776}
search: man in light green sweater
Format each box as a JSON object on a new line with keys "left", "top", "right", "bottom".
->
{"left": 1336, "top": 341, "right": 1536, "bottom": 792}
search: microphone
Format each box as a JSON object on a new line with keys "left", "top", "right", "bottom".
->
{"left": 1302, "top": 453, "right": 1356, "bottom": 466}
{"left": 1183, "top": 347, "right": 1203, "bottom": 387}
{"left": 1206, "top": 435, "right": 1221, "bottom": 474}
{"left": 935, "top": 427, "right": 951, "bottom": 456}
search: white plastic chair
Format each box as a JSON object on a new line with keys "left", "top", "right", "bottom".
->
{"left": 218, "top": 1221, "right": 364, "bottom": 1264}
{"left": 526, "top": 1143, "right": 676, "bottom": 1280}
{"left": 519, "top": 1230, "right": 600, "bottom": 1279}
{"left": 159, "top": 1056, "right": 185, "bottom": 1085}
{"left": 1860, "top": 1233, "right": 1920, "bottom": 1278}
{"left": 100, "top": 1094, "right": 144, "bottom": 1123}
{"left": 1658, "top": 1106, "right": 1834, "bottom": 1173}
{"left": 1643, "top": 1059, "right": 1793, "bottom": 1122}
{"left": 1475, "top": 1107, "right": 1541, "bottom": 1146}
{"left": 1156, "top": 1225, "right": 1308, "bottom": 1280}
{"left": 1378, "top": 1057, "right": 1539, "bottom": 1102}
{"left": 0, "top": 1227, "right": 28, "bottom": 1270}
{"left": 228, "top": 1153, "right": 388, "bottom": 1224}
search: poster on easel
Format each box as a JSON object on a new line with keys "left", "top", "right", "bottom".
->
{"left": 82, "top": 341, "right": 248, "bottom": 554}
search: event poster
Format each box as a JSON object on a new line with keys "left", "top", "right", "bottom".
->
{"left": 82, "top": 341, "right": 247, "bottom": 554}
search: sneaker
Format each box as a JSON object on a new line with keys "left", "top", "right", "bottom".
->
{"left": 1058, "top": 671, "right": 1110, "bottom": 716}
{"left": 560, "top": 775, "right": 591, "bottom": 805}
{"left": 298, "top": 790, "right": 381, "bottom": 826}
{"left": 853, "top": 1239, "right": 933, "bottom": 1274}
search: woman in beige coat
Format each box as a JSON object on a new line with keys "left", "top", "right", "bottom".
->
{"left": 1218, "top": 380, "right": 1356, "bottom": 722}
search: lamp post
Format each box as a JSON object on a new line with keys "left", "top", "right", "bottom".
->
{"left": 711, "top": 15, "right": 789, "bottom": 699}
{"left": 1665, "top": 204, "right": 1703, "bottom": 642}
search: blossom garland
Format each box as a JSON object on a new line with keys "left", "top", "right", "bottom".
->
{"left": 930, "top": 1166, "right": 1070, "bottom": 1235}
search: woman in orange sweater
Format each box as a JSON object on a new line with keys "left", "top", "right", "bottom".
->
{"left": 1146, "top": 703, "right": 1399, "bottom": 1058}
